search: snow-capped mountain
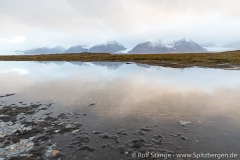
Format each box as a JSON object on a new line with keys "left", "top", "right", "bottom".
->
{"left": 65, "top": 45, "right": 88, "bottom": 53}
{"left": 88, "top": 41, "right": 126, "bottom": 53}
{"left": 63, "top": 41, "right": 126, "bottom": 53}
{"left": 21, "top": 46, "right": 66, "bottom": 54}
{"left": 21, "top": 41, "right": 126, "bottom": 54}
{"left": 129, "top": 39, "right": 207, "bottom": 54}
{"left": 129, "top": 41, "right": 170, "bottom": 54}
{"left": 173, "top": 39, "right": 207, "bottom": 52}
{"left": 20, "top": 39, "right": 207, "bottom": 54}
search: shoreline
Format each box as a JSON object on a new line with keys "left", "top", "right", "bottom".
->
{"left": 0, "top": 51, "right": 240, "bottom": 69}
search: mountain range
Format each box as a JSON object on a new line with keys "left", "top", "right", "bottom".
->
{"left": 21, "top": 46, "right": 66, "bottom": 54}
{"left": 64, "top": 45, "right": 88, "bottom": 53}
{"left": 129, "top": 39, "right": 207, "bottom": 53}
{"left": 20, "top": 39, "right": 207, "bottom": 54}
{"left": 88, "top": 41, "right": 126, "bottom": 53}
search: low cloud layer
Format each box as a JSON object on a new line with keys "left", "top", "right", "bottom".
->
{"left": 0, "top": 0, "right": 240, "bottom": 51}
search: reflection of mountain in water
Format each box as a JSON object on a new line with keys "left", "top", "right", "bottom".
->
{"left": 69, "top": 62, "right": 124, "bottom": 70}
{"left": 69, "top": 62, "right": 85, "bottom": 66}
{"left": 136, "top": 63, "right": 163, "bottom": 71}
{"left": 91, "top": 62, "right": 124, "bottom": 70}
{"left": 135, "top": 63, "right": 151, "bottom": 69}
{"left": 51, "top": 61, "right": 154, "bottom": 70}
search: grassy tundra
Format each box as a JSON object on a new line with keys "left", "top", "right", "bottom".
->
{"left": 0, "top": 50, "right": 240, "bottom": 69}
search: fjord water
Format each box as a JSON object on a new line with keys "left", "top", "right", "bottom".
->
{"left": 1, "top": 61, "right": 240, "bottom": 159}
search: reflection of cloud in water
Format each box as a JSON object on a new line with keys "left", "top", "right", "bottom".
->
{"left": 1, "top": 72, "right": 240, "bottom": 125}
{"left": 91, "top": 62, "right": 124, "bottom": 70}
{"left": 0, "top": 61, "right": 240, "bottom": 125}
{"left": 1, "top": 68, "right": 29, "bottom": 75}
{"left": 1, "top": 62, "right": 240, "bottom": 155}
{"left": 0, "top": 61, "right": 240, "bottom": 90}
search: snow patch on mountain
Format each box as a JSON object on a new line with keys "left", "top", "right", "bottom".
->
{"left": 129, "top": 39, "right": 207, "bottom": 54}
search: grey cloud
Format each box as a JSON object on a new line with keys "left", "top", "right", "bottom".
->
{"left": 0, "top": 0, "right": 240, "bottom": 51}
{"left": 1, "top": 0, "right": 240, "bottom": 32}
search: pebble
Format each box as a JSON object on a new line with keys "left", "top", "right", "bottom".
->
{"left": 88, "top": 103, "right": 95, "bottom": 106}
{"left": 52, "top": 150, "right": 60, "bottom": 157}
{"left": 179, "top": 120, "right": 191, "bottom": 126}
{"left": 72, "top": 129, "right": 80, "bottom": 134}
{"left": 170, "top": 134, "right": 178, "bottom": 137}
{"left": 100, "top": 133, "right": 111, "bottom": 139}
{"left": 133, "top": 130, "right": 146, "bottom": 135}
{"left": 93, "top": 131, "right": 102, "bottom": 134}
{"left": 180, "top": 136, "right": 187, "bottom": 141}
{"left": 140, "top": 127, "right": 152, "bottom": 131}
{"left": 77, "top": 145, "right": 96, "bottom": 152}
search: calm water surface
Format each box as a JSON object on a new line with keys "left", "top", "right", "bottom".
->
{"left": 0, "top": 61, "right": 240, "bottom": 159}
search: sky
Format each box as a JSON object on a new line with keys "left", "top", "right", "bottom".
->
{"left": 0, "top": 0, "right": 240, "bottom": 52}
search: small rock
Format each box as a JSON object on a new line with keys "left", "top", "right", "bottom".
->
{"left": 88, "top": 103, "right": 95, "bottom": 106}
{"left": 179, "top": 120, "right": 191, "bottom": 126}
{"left": 170, "top": 134, "right": 178, "bottom": 137}
{"left": 52, "top": 150, "right": 60, "bottom": 157}
{"left": 154, "top": 135, "right": 165, "bottom": 138}
{"left": 133, "top": 130, "right": 145, "bottom": 135}
{"left": 180, "top": 136, "right": 187, "bottom": 141}
{"left": 100, "top": 133, "right": 110, "bottom": 139}
{"left": 65, "top": 124, "right": 72, "bottom": 128}
{"left": 140, "top": 127, "right": 152, "bottom": 131}
{"left": 177, "top": 133, "right": 183, "bottom": 136}
{"left": 93, "top": 131, "right": 102, "bottom": 134}
{"left": 72, "top": 129, "right": 80, "bottom": 134}
{"left": 77, "top": 145, "right": 96, "bottom": 152}
{"left": 55, "top": 130, "right": 61, "bottom": 133}
{"left": 102, "top": 144, "right": 107, "bottom": 148}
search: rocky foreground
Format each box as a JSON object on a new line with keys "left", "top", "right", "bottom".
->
{"left": 0, "top": 94, "right": 194, "bottom": 160}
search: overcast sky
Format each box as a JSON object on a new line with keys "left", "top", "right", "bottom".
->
{"left": 0, "top": 0, "right": 240, "bottom": 52}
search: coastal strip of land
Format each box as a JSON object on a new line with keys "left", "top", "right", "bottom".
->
{"left": 0, "top": 50, "right": 240, "bottom": 69}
